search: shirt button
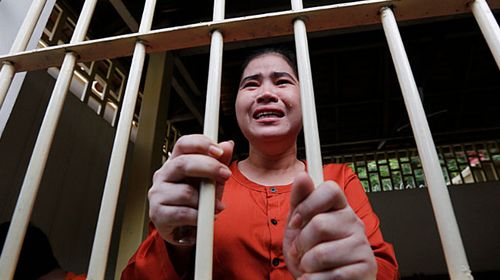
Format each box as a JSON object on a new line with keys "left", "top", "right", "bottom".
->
{"left": 270, "top": 187, "right": 277, "bottom": 193}
{"left": 272, "top": 258, "right": 280, "bottom": 266}
{"left": 271, "top": 218, "right": 278, "bottom": 225}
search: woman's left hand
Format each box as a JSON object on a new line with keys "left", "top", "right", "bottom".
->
{"left": 283, "top": 172, "right": 377, "bottom": 280}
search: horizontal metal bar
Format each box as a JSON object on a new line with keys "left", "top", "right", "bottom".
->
{"left": 2, "top": 0, "right": 499, "bottom": 72}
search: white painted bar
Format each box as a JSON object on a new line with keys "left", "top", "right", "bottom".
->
{"left": 471, "top": 0, "right": 500, "bottom": 69}
{"left": 0, "top": 0, "right": 98, "bottom": 278}
{"left": 292, "top": 0, "right": 324, "bottom": 186}
{"left": 194, "top": 0, "right": 225, "bottom": 279}
{"left": 0, "top": 63, "right": 15, "bottom": 107}
{"left": 86, "top": 0, "right": 158, "bottom": 279}
{"left": 380, "top": 7, "right": 473, "bottom": 280}
{"left": 5, "top": 0, "right": 500, "bottom": 73}
{"left": 0, "top": 52, "right": 77, "bottom": 280}
{"left": 0, "top": 0, "right": 47, "bottom": 107}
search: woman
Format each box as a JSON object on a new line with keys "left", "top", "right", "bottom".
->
{"left": 122, "top": 48, "right": 398, "bottom": 279}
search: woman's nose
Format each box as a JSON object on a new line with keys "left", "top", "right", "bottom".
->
{"left": 256, "top": 89, "right": 278, "bottom": 104}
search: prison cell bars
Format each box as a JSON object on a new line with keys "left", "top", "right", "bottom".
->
{"left": 86, "top": 0, "right": 158, "bottom": 279}
{"left": 292, "top": 0, "right": 325, "bottom": 186}
{"left": 0, "top": 0, "right": 99, "bottom": 278}
{"left": 380, "top": 7, "right": 473, "bottom": 279}
{"left": 0, "top": 0, "right": 47, "bottom": 108}
{"left": 193, "top": 0, "right": 225, "bottom": 279}
{"left": 0, "top": 0, "right": 499, "bottom": 279}
{"left": 471, "top": 0, "right": 500, "bottom": 68}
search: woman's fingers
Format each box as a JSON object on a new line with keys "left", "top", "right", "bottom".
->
{"left": 149, "top": 134, "right": 234, "bottom": 246}
{"left": 149, "top": 182, "right": 199, "bottom": 208}
{"left": 292, "top": 209, "right": 362, "bottom": 257}
{"left": 299, "top": 231, "right": 372, "bottom": 273}
{"left": 170, "top": 134, "right": 225, "bottom": 159}
{"left": 298, "top": 262, "right": 377, "bottom": 280}
{"left": 286, "top": 173, "right": 375, "bottom": 279}
{"left": 156, "top": 154, "right": 232, "bottom": 184}
{"left": 218, "top": 140, "right": 235, "bottom": 166}
{"left": 289, "top": 179, "right": 347, "bottom": 230}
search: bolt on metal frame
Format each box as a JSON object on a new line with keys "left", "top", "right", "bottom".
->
{"left": 0, "top": 0, "right": 499, "bottom": 279}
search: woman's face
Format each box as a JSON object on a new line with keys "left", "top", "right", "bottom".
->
{"left": 235, "top": 53, "right": 302, "bottom": 145}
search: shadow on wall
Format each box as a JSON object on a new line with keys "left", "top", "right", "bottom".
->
{"left": 0, "top": 70, "right": 133, "bottom": 278}
{"left": 368, "top": 181, "right": 500, "bottom": 278}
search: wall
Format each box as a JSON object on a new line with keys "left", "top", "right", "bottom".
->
{"left": 0, "top": 70, "right": 132, "bottom": 277}
{"left": 369, "top": 182, "right": 500, "bottom": 277}
{"left": 0, "top": 0, "right": 56, "bottom": 136}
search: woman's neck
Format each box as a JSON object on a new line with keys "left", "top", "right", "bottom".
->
{"left": 238, "top": 143, "right": 304, "bottom": 186}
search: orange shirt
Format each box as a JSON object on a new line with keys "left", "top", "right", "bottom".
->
{"left": 64, "top": 272, "right": 87, "bottom": 280}
{"left": 122, "top": 163, "right": 398, "bottom": 279}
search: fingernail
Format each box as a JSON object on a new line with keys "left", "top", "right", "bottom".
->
{"left": 208, "top": 145, "right": 224, "bottom": 157}
{"left": 219, "top": 167, "right": 232, "bottom": 180}
{"left": 288, "top": 212, "right": 302, "bottom": 229}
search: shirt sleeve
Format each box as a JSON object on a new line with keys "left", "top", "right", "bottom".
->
{"left": 325, "top": 164, "right": 400, "bottom": 280}
{"left": 64, "top": 272, "right": 87, "bottom": 280}
{"left": 121, "top": 224, "right": 184, "bottom": 280}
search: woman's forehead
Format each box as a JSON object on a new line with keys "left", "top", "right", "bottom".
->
{"left": 242, "top": 53, "right": 295, "bottom": 76}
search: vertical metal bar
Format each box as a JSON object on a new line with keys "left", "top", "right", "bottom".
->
{"left": 380, "top": 7, "right": 473, "bottom": 280}
{"left": 114, "top": 51, "right": 173, "bottom": 280}
{"left": 291, "top": 0, "right": 324, "bottom": 186}
{"left": 0, "top": 0, "right": 48, "bottom": 108}
{"left": 194, "top": 1, "right": 225, "bottom": 278}
{"left": 470, "top": 0, "right": 500, "bottom": 69}
{"left": 86, "top": 1, "right": 157, "bottom": 279}
{"left": 0, "top": 64, "right": 16, "bottom": 108}
{"left": 0, "top": 1, "right": 98, "bottom": 278}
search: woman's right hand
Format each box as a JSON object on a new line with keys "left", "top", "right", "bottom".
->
{"left": 148, "top": 134, "right": 234, "bottom": 247}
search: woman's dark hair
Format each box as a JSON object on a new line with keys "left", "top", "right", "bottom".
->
{"left": 0, "top": 222, "right": 60, "bottom": 280}
{"left": 239, "top": 47, "right": 298, "bottom": 80}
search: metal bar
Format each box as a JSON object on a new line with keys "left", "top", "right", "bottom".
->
{"left": 0, "top": 0, "right": 47, "bottom": 107}
{"left": 292, "top": 0, "right": 324, "bottom": 186}
{"left": 86, "top": 0, "right": 157, "bottom": 279}
{"left": 4, "top": 0, "right": 499, "bottom": 73}
{"left": 0, "top": 52, "right": 76, "bottom": 280}
{"left": 0, "top": 0, "right": 98, "bottom": 278}
{"left": 471, "top": 0, "right": 500, "bottom": 69}
{"left": 0, "top": 64, "right": 15, "bottom": 107}
{"left": 194, "top": 0, "right": 225, "bottom": 279}
{"left": 114, "top": 52, "right": 173, "bottom": 279}
{"left": 380, "top": 7, "right": 473, "bottom": 279}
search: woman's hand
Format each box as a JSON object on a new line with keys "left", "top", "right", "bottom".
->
{"left": 283, "top": 172, "right": 377, "bottom": 280}
{"left": 148, "top": 134, "right": 234, "bottom": 246}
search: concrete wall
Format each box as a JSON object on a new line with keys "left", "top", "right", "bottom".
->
{"left": 0, "top": 0, "right": 56, "bottom": 136}
{"left": 0, "top": 70, "right": 132, "bottom": 277}
{"left": 369, "top": 182, "right": 500, "bottom": 277}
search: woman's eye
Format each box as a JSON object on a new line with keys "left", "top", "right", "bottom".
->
{"left": 276, "top": 79, "right": 291, "bottom": 85}
{"left": 242, "top": 81, "right": 259, "bottom": 88}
